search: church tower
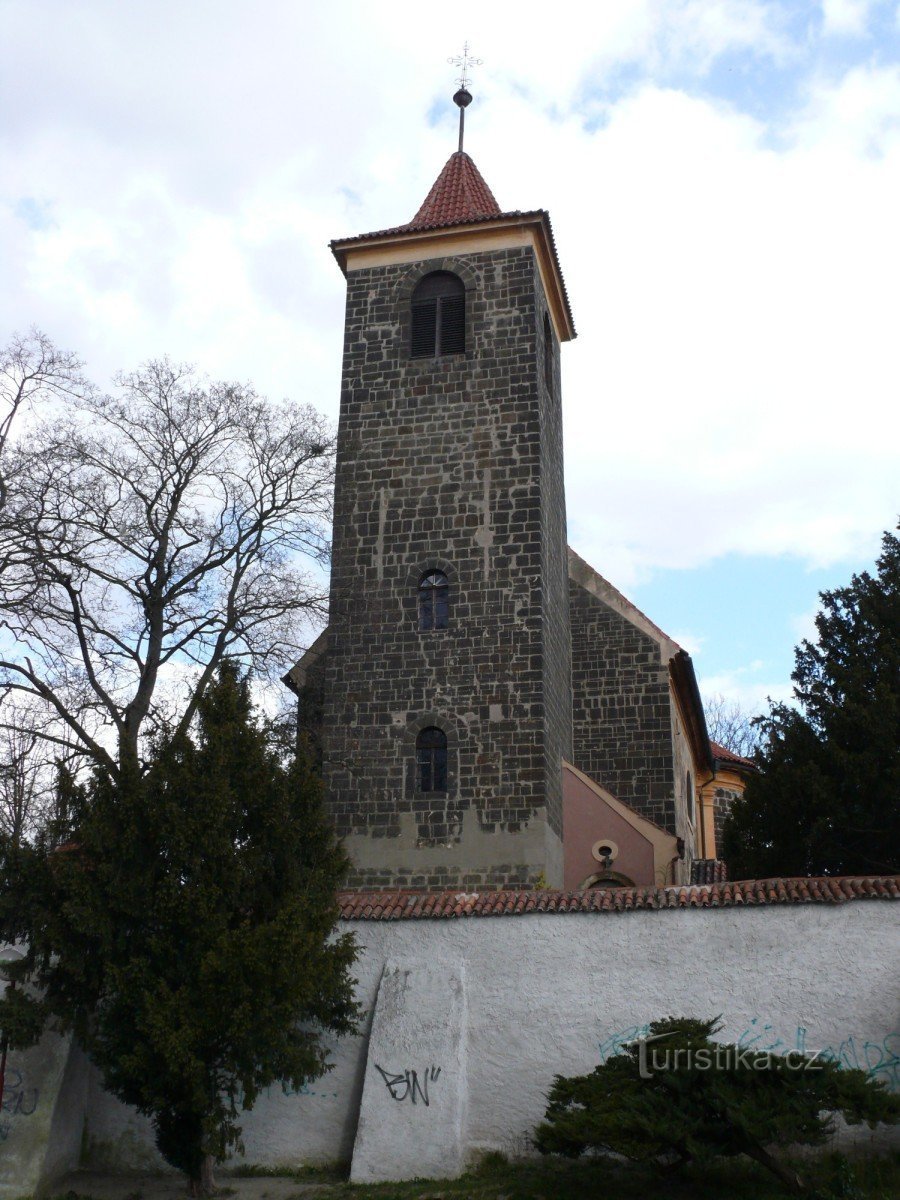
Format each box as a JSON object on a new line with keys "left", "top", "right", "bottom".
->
{"left": 321, "top": 86, "right": 576, "bottom": 889}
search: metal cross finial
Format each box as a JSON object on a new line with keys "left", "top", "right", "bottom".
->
{"left": 448, "top": 42, "right": 482, "bottom": 92}
{"left": 448, "top": 43, "right": 482, "bottom": 153}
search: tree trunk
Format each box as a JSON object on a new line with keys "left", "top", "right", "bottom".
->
{"left": 201, "top": 1154, "right": 216, "bottom": 1194}
{"left": 187, "top": 1154, "right": 216, "bottom": 1197}
{"left": 743, "top": 1141, "right": 807, "bottom": 1194}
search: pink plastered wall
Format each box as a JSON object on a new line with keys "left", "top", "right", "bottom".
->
{"left": 562, "top": 765, "right": 657, "bottom": 889}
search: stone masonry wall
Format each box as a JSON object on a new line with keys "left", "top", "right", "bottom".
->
{"left": 713, "top": 784, "right": 740, "bottom": 856}
{"left": 535, "top": 259, "right": 573, "bottom": 835}
{"left": 323, "top": 245, "right": 572, "bottom": 888}
{"left": 569, "top": 580, "right": 676, "bottom": 832}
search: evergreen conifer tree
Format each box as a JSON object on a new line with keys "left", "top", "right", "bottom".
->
{"left": 34, "top": 663, "right": 357, "bottom": 1194}
{"left": 724, "top": 529, "right": 900, "bottom": 878}
{"left": 535, "top": 1017, "right": 899, "bottom": 1195}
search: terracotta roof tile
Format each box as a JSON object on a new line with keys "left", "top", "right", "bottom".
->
{"left": 408, "top": 151, "right": 501, "bottom": 228}
{"left": 691, "top": 858, "right": 728, "bottom": 884}
{"left": 710, "top": 740, "right": 757, "bottom": 769}
{"left": 328, "top": 151, "right": 576, "bottom": 339}
{"left": 337, "top": 877, "right": 900, "bottom": 920}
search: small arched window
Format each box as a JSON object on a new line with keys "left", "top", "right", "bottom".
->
{"left": 543, "top": 312, "right": 554, "bottom": 394}
{"left": 418, "top": 570, "right": 449, "bottom": 630}
{"left": 416, "top": 727, "right": 448, "bottom": 793}
{"left": 411, "top": 271, "right": 465, "bottom": 358}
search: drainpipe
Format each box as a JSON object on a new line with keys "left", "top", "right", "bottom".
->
{"left": 698, "top": 763, "right": 719, "bottom": 860}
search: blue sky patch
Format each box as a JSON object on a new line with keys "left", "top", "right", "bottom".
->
{"left": 14, "top": 197, "right": 54, "bottom": 230}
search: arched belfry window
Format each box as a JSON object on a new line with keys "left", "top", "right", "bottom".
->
{"left": 418, "top": 570, "right": 449, "bottom": 630}
{"left": 411, "top": 271, "right": 465, "bottom": 358}
{"left": 685, "top": 771, "right": 695, "bottom": 825}
{"left": 416, "top": 727, "right": 448, "bottom": 792}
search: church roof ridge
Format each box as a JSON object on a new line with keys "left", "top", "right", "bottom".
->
{"left": 567, "top": 546, "right": 681, "bottom": 653}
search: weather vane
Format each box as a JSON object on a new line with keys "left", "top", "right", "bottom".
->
{"left": 448, "top": 42, "right": 482, "bottom": 153}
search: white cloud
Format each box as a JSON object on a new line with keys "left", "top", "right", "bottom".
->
{"left": 821, "top": 0, "right": 874, "bottom": 37}
{"left": 671, "top": 630, "right": 706, "bottom": 656}
{"left": 789, "top": 607, "right": 821, "bottom": 644}
{"left": 1, "top": 0, "right": 898, "bottom": 605}
{"left": 698, "top": 664, "right": 794, "bottom": 714}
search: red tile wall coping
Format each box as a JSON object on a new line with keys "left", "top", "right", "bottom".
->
{"left": 337, "top": 877, "right": 900, "bottom": 920}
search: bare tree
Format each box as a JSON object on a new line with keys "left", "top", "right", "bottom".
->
{"left": 0, "top": 700, "right": 70, "bottom": 845}
{"left": 1, "top": 328, "right": 91, "bottom": 514}
{"left": 703, "top": 693, "right": 763, "bottom": 760}
{"left": 0, "top": 336, "right": 334, "bottom": 777}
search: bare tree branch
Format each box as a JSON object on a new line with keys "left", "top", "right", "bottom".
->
{"left": 703, "top": 693, "right": 763, "bottom": 759}
{"left": 0, "top": 334, "right": 334, "bottom": 776}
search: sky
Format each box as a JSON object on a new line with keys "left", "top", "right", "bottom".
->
{"left": 2, "top": 0, "right": 898, "bottom": 716}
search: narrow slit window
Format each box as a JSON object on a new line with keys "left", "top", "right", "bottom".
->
{"left": 411, "top": 272, "right": 465, "bottom": 358}
{"left": 543, "top": 312, "right": 554, "bottom": 394}
{"left": 416, "top": 727, "right": 448, "bottom": 793}
{"left": 418, "top": 570, "right": 449, "bottom": 630}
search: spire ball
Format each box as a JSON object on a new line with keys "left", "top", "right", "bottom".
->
{"left": 453, "top": 87, "right": 473, "bottom": 109}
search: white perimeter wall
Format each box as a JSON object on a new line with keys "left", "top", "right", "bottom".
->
{"left": 77, "top": 901, "right": 900, "bottom": 1174}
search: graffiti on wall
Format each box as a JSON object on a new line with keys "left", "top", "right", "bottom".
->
{"left": 735, "top": 1019, "right": 899, "bottom": 1088}
{"left": 275, "top": 1080, "right": 340, "bottom": 1100}
{"left": 374, "top": 1064, "right": 441, "bottom": 1106}
{"left": 598, "top": 1019, "right": 899, "bottom": 1088}
{"left": 0, "top": 1067, "right": 40, "bottom": 1141}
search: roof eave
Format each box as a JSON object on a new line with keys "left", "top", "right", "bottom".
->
{"left": 330, "top": 210, "right": 576, "bottom": 342}
{"left": 670, "top": 650, "right": 715, "bottom": 775}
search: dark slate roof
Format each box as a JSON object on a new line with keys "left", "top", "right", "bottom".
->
{"left": 338, "top": 877, "right": 900, "bottom": 919}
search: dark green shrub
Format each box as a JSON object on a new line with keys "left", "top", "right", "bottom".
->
{"left": 535, "top": 1017, "right": 899, "bottom": 1195}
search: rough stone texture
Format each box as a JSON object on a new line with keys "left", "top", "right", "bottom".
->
{"left": 712, "top": 783, "right": 741, "bottom": 853}
{"left": 75, "top": 899, "right": 899, "bottom": 1181}
{"left": 569, "top": 577, "right": 677, "bottom": 832}
{"left": 322, "top": 245, "right": 571, "bottom": 888}
{"left": 350, "top": 958, "right": 467, "bottom": 1182}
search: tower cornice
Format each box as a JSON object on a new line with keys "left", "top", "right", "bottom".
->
{"left": 331, "top": 210, "right": 576, "bottom": 342}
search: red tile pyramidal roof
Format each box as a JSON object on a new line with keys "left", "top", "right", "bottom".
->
{"left": 407, "top": 151, "right": 501, "bottom": 231}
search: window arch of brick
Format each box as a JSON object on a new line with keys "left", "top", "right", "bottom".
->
{"left": 415, "top": 726, "right": 448, "bottom": 793}
{"left": 405, "top": 558, "right": 455, "bottom": 629}
{"left": 402, "top": 713, "right": 458, "bottom": 800}
{"left": 418, "top": 569, "right": 449, "bottom": 630}
{"left": 580, "top": 871, "right": 637, "bottom": 889}
{"left": 410, "top": 271, "right": 465, "bottom": 358}
{"left": 396, "top": 259, "right": 477, "bottom": 364}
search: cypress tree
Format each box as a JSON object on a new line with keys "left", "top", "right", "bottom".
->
{"left": 724, "top": 529, "right": 900, "bottom": 878}
{"left": 36, "top": 663, "right": 357, "bottom": 1194}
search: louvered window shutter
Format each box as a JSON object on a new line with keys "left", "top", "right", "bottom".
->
{"left": 411, "top": 299, "right": 437, "bottom": 358}
{"left": 410, "top": 272, "right": 466, "bottom": 359}
{"left": 438, "top": 295, "right": 465, "bottom": 355}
